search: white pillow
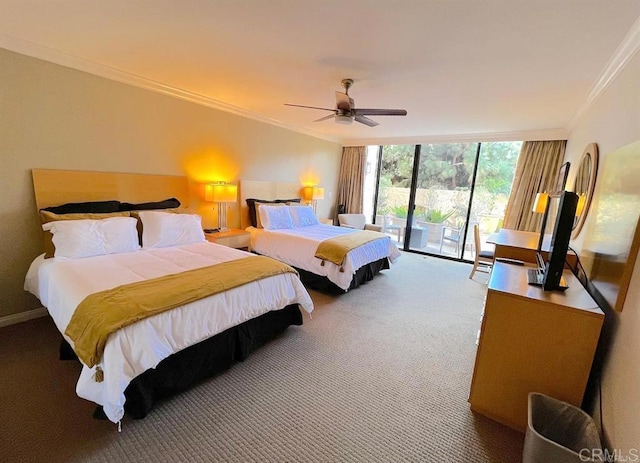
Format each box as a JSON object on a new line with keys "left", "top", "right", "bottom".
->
{"left": 43, "top": 217, "right": 140, "bottom": 259}
{"left": 258, "top": 205, "right": 294, "bottom": 230}
{"left": 139, "top": 211, "right": 205, "bottom": 249}
{"left": 290, "top": 205, "right": 320, "bottom": 227}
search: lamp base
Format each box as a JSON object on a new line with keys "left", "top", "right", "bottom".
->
{"left": 218, "top": 203, "right": 228, "bottom": 231}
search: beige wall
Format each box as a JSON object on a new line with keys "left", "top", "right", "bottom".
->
{"left": 0, "top": 48, "right": 342, "bottom": 319}
{"left": 564, "top": 52, "right": 640, "bottom": 453}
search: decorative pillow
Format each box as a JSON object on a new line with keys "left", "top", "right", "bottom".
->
{"left": 119, "top": 197, "right": 181, "bottom": 211}
{"left": 290, "top": 205, "right": 320, "bottom": 227}
{"left": 39, "top": 210, "right": 131, "bottom": 258}
{"left": 258, "top": 205, "right": 294, "bottom": 230}
{"left": 246, "top": 198, "right": 301, "bottom": 227}
{"left": 41, "top": 200, "right": 121, "bottom": 214}
{"left": 43, "top": 217, "right": 140, "bottom": 259}
{"left": 138, "top": 211, "right": 205, "bottom": 249}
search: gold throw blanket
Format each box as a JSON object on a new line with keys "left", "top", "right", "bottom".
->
{"left": 65, "top": 256, "right": 297, "bottom": 368}
{"left": 315, "top": 230, "right": 386, "bottom": 269}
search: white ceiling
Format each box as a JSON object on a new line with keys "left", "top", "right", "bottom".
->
{"left": 1, "top": 1, "right": 639, "bottom": 145}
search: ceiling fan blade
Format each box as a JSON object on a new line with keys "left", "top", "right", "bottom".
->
{"left": 313, "top": 114, "right": 336, "bottom": 122}
{"left": 353, "top": 108, "right": 407, "bottom": 116}
{"left": 354, "top": 115, "right": 379, "bottom": 127}
{"left": 335, "top": 91, "right": 352, "bottom": 111}
{"left": 284, "top": 103, "right": 335, "bottom": 111}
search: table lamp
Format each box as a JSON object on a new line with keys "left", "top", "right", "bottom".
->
{"left": 205, "top": 182, "right": 237, "bottom": 230}
{"left": 303, "top": 185, "right": 324, "bottom": 212}
{"left": 532, "top": 192, "right": 549, "bottom": 251}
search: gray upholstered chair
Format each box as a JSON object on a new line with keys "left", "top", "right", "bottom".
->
{"left": 338, "top": 214, "right": 383, "bottom": 232}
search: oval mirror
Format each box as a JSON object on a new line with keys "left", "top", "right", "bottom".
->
{"left": 572, "top": 143, "right": 599, "bottom": 237}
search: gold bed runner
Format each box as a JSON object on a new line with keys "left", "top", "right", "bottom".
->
{"left": 314, "top": 230, "right": 385, "bottom": 269}
{"left": 65, "top": 256, "right": 297, "bottom": 368}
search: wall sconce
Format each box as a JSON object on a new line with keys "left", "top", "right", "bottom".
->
{"left": 303, "top": 185, "right": 324, "bottom": 212}
{"left": 205, "top": 182, "right": 238, "bottom": 230}
{"left": 532, "top": 192, "right": 550, "bottom": 251}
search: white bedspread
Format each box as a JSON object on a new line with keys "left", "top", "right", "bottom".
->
{"left": 24, "top": 242, "right": 313, "bottom": 423}
{"left": 247, "top": 224, "right": 401, "bottom": 290}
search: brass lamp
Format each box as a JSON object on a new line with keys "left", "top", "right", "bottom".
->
{"left": 303, "top": 185, "right": 324, "bottom": 212}
{"left": 532, "top": 192, "right": 550, "bottom": 251}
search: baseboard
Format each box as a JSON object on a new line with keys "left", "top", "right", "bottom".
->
{"left": 0, "top": 307, "right": 48, "bottom": 328}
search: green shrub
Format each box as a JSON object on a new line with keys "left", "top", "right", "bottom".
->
{"left": 391, "top": 205, "right": 408, "bottom": 218}
{"left": 423, "top": 209, "right": 455, "bottom": 223}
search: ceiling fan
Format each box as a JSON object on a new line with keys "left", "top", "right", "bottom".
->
{"left": 284, "top": 79, "right": 407, "bottom": 127}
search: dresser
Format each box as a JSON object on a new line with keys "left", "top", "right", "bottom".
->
{"left": 468, "top": 261, "right": 604, "bottom": 431}
{"left": 489, "top": 228, "right": 577, "bottom": 267}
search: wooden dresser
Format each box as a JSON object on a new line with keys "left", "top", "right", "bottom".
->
{"left": 489, "top": 228, "right": 577, "bottom": 267}
{"left": 468, "top": 261, "right": 604, "bottom": 431}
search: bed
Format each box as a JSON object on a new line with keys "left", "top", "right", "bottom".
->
{"left": 25, "top": 170, "right": 314, "bottom": 425}
{"left": 240, "top": 180, "right": 401, "bottom": 292}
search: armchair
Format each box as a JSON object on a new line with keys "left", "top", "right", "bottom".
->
{"left": 338, "top": 214, "right": 383, "bottom": 232}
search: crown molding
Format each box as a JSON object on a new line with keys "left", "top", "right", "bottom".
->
{"left": 567, "top": 16, "right": 640, "bottom": 131}
{"left": 342, "top": 128, "right": 568, "bottom": 146}
{"left": 0, "top": 34, "right": 340, "bottom": 145}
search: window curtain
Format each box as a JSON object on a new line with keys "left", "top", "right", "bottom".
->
{"left": 336, "top": 146, "right": 367, "bottom": 217}
{"left": 503, "top": 140, "right": 566, "bottom": 231}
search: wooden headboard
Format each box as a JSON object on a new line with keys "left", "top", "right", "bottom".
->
{"left": 31, "top": 169, "right": 189, "bottom": 210}
{"left": 239, "top": 180, "right": 305, "bottom": 229}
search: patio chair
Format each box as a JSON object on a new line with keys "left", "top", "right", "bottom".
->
{"left": 382, "top": 215, "right": 404, "bottom": 242}
{"left": 439, "top": 222, "right": 464, "bottom": 254}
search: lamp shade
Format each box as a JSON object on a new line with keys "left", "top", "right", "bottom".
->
{"left": 302, "top": 185, "right": 324, "bottom": 201}
{"left": 575, "top": 193, "right": 586, "bottom": 217}
{"left": 532, "top": 193, "right": 549, "bottom": 214}
{"left": 206, "top": 183, "right": 237, "bottom": 203}
{"left": 302, "top": 186, "right": 314, "bottom": 201}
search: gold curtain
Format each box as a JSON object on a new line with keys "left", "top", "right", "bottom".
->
{"left": 336, "top": 146, "right": 367, "bottom": 216}
{"left": 503, "top": 140, "right": 566, "bottom": 231}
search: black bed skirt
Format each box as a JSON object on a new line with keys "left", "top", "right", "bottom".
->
{"left": 63, "top": 304, "right": 303, "bottom": 420}
{"left": 295, "top": 257, "right": 390, "bottom": 293}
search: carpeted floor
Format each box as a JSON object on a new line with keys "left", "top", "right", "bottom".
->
{"left": 0, "top": 252, "right": 524, "bottom": 462}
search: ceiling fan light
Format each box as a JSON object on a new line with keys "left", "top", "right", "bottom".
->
{"left": 335, "top": 114, "right": 353, "bottom": 125}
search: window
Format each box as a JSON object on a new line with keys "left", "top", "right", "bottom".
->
{"left": 364, "top": 141, "right": 521, "bottom": 261}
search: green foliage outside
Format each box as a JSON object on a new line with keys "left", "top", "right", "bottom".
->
{"left": 391, "top": 205, "right": 408, "bottom": 218}
{"left": 423, "top": 209, "right": 455, "bottom": 223}
{"left": 379, "top": 142, "right": 520, "bottom": 194}
{"left": 375, "top": 142, "right": 521, "bottom": 225}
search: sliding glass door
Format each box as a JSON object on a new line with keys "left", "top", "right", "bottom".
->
{"left": 409, "top": 143, "right": 479, "bottom": 256}
{"left": 367, "top": 141, "right": 521, "bottom": 261}
{"left": 464, "top": 142, "right": 521, "bottom": 260}
{"left": 374, "top": 145, "right": 416, "bottom": 245}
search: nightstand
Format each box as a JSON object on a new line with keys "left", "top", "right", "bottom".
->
{"left": 205, "top": 229, "right": 250, "bottom": 251}
{"left": 319, "top": 218, "right": 334, "bottom": 225}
